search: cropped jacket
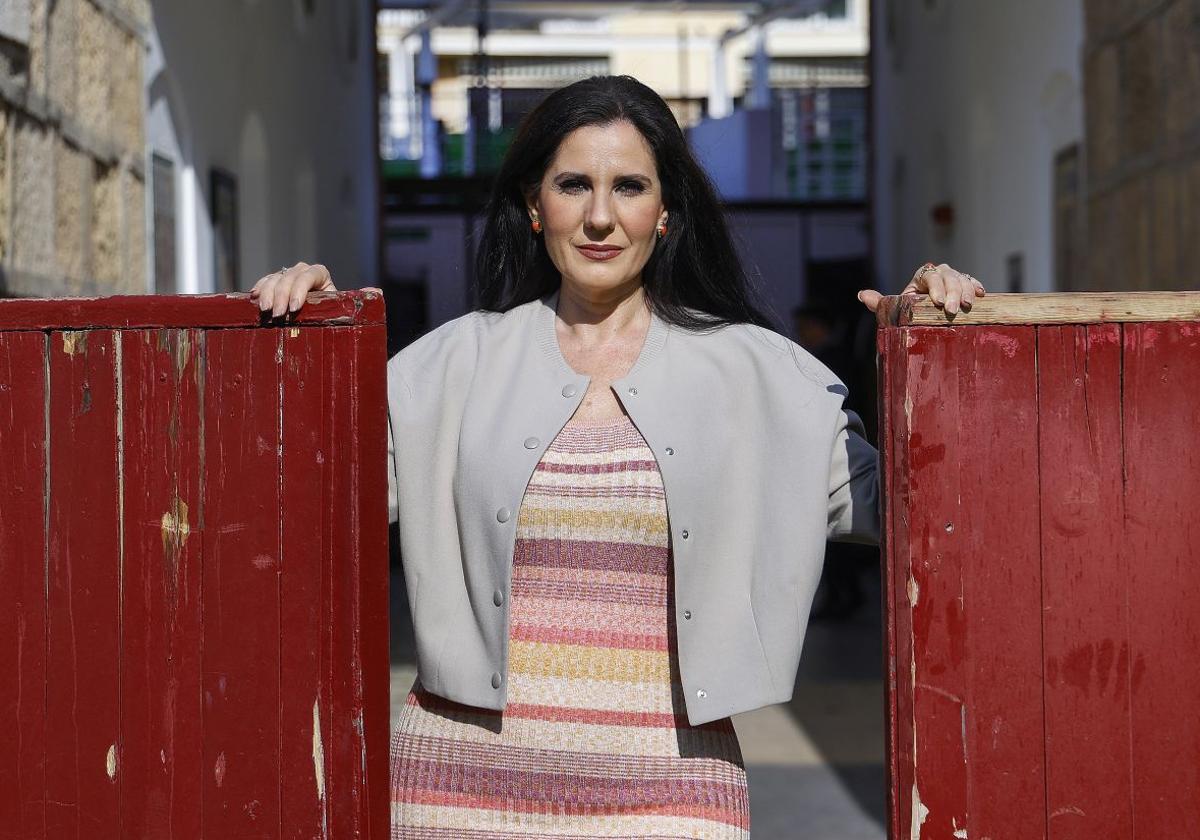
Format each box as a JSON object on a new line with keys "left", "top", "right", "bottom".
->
{"left": 385, "top": 288, "right": 880, "bottom": 725}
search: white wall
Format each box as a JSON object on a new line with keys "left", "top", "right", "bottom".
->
{"left": 871, "top": 0, "right": 1084, "bottom": 293}
{"left": 145, "top": 0, "right": 379, "bottom": 294}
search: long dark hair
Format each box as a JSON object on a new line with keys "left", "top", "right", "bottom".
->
{"left": 473, "top": 75, "right": 776, "bottom": 332}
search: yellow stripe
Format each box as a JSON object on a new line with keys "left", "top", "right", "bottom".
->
{"left": 516, "top": 505, "right": 668, "bottom": 540}
{"left": 510, "top": 640, "right": 671, "bottom": 683}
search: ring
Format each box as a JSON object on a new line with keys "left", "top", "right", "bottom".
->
{"left": 913, "top": 262, "right": 938, "bottom": 284}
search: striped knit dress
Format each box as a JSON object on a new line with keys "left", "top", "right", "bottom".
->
{"left": 390, "top": 412, "right": 751, "bottom": 838}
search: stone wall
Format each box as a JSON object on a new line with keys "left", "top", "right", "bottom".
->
{"left": 1084, "top": 0, "right": 1200, "bottom": 291}
{"left": 0, "top": 0, "right": 148, "bottom": 297}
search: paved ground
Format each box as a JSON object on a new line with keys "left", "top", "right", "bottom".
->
{"left": 388, "top": 561, "right": 886, "bottom": 839}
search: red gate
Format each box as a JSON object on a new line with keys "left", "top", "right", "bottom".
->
{"left": 0, "top": 290, "right": 390, "bottom": 838}
{"left": 878, "top": 292, "right": 1200, "bottom": 839}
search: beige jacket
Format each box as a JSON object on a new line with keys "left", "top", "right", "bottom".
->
{"left": 386, "top": 288, "right": 879, "bottom": 725}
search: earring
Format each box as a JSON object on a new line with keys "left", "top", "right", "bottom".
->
{"left": 531, "top": 217, "right": 543, "bottom": 234}
{"left": 656, "top": 222, "right": 668, "bottom": 239}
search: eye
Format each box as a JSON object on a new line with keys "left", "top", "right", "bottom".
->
{"left": 616, "top": 180, "right": 647, "bottom": 195}
{"left": 555, "top": 179, "right": 587, "bottom": 194}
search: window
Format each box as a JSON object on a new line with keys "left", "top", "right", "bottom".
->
{"left": 151, "top": 153, "right": 177, "bottom": 295}
{"left": 1054, "top": 144, "right": 1083, "bottom": 292}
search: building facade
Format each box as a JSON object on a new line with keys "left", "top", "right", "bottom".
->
{"left": 0, "top": 0, "right": 379, "bottom": 300}
{"left": 0, "top": 0, "right": 149, "bottom": 297}
{"left": 377, "top": 1, "right": 872, "bottom": 337}
{"left": 871, "top": 0, "right": 1086, "bottom": 294}
{"left": 1083, "top": 0, "right": 1200, "bottom": 292}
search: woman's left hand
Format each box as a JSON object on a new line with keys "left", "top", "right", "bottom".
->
{"left": 856, "top": 263, "right": 986, "bottom": 316}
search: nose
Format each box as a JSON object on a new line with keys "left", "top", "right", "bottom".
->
{"left": 584, "top": 190, "right": 615, "bottom": 234}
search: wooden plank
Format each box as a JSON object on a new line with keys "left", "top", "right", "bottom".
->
{"left": 1123, "top": 321, "right": 1200, "bottom": 835}
{"left": 0, "top": 331, "right": 48, "bottom": 838}
{"left": 322, "top": 326, "right": 391, "bottom": 839}
{"left": 878, "top": 324, "right": 913, "bottom": 840}
{"left": 1037, "top": 324, "right": 1132, "bottom": 838}
{"left": 201, "top": 328, "right": 282, "bottom": 835}
{"left": 895, "top": 326, "right": 971, "bottom": 839}
{"left": 353, "top": 325, "right": 391, "bottom": 840}
{"left": 0, "top": 288, "right": 385, "bottom": 331}
{"left": 45, "top": 329, "right": 122, "bottom": 838}
{"left": 876, "top": 291, "right": 1200, "bottom": 327}
{"left": 955, "top": 326, "right": 1045, "bottom": 837}
{"left": 888, "top": 325, "right": 1045, "bottom": 839}
{"left": 280, "top": 326, "right": 329, "bottom": 838}
{"left": 118, "top": 328, "right": 204, "bottom": 838}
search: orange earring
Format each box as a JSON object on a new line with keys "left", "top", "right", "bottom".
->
{"left": 531, "top": 217, "right": 543, "bottom": 234}
{"left": 656, "top": 222, "right": 668, "bottom": 238}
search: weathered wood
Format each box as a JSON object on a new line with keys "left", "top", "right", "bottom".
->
{"left": 0, "top": 332, "right": 48, "bottom": 839}
{"left": 45, "top": 330, "right": 123, "bottom": 838}
{"left": 878, "top": 325, "right": 915, "bottom": 840}
{"left": 119, "top": 328, "right": 206, "bottom": 838}
{"left": 885, "top": 326, "right": 1046, "bottom": 839}
{"left": 200, "top": 328, "right": 284, "bottom": 835}
{"left": 876, "top": 291, "right": 1200, "bottom": 327}
{"left": 280, "top": 325, "right": 330, "bottom": 837}
{"left": 321, "top": 325, "right": 391, "bottom": 840}
{"left": 0, "top": 288, "right": 384, "bottom": 330}
{"left": 0, "top": 292, "right": 389, "bottom": 838}
{"left": 881, "top": 310, "right": 1200, "bottom": 839}
{"left": 1123, "top": 321, "right": 1200, "bottom": 835}
{"left": 1038, "top": 324, "right": 1132, "bottom": 839}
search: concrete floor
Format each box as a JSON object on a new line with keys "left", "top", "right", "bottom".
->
{"left": 388, "top": 559, "right": 887, "bottom": 839}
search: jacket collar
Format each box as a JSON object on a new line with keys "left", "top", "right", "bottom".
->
{"left": 535, "top": 286, "right": 670, "bottom": 383}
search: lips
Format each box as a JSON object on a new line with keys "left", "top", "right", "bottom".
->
{"left": 576, "top": 244, "right": 624, "bottom": 261}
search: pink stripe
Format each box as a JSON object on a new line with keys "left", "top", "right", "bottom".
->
{"left": 393, "top": 727, "right": 743, "bottom": 776}
{"left": 514, "top": 538, "right": 669, "bottom": 575}
{"left": 508, "top": 596, "right": 668, "bottom": 636}
{"left": 512, "top": 578, "right": 664, "bottom": 605}
{"left": 523, "top": 484, "right": 665, "bottom": 500}
{"left": 502, "top": 702, "right": 684, "bottom": 727}
{"left": 397, "top": 788, "right": 749, "bottom": 829}
{"left": 514, "top": 565, "right": 667, "bottom": 593}
{"left": 510, "top": 622, "right": 668, "bottom": 651}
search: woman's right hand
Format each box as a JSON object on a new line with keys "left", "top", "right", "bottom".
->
{"left": 249, "top": 262, "right": 338, "bottom": 317}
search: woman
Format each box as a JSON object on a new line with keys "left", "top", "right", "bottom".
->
{"left": 252, "top": 75, "right": 983, "bottom": 839}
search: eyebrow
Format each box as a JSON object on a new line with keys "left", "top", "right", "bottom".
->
{"left": 553, "top": 171, "right": 653, "bottom": 184}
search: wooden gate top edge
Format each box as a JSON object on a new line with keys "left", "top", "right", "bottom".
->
{"left": 876, "top": 291, "right": 1200, "bottom": 327}
{"left": 0, "top": 288, "right": 385, "bottom": 330}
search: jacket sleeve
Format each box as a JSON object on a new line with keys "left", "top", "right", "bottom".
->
{"left": 826, "top": 405, "right": 881, "bottom": 546}
{"left": 386, "top": 407, "right": 399, "bottom": 526}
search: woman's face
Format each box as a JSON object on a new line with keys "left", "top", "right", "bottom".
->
{"left": 528, "top": 120, "right": 668, "bottom": 299}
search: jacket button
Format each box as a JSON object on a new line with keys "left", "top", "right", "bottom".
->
{"left": 683, "top": 609, "right": 692, "bottom": 620}
{"left": 496, "top": 507, "right": 511, "bottom": 523}
{"left": 696, "top": 688, "right": 707, "bottom": 699}
{"left": 665, "top": 447, "right": 674, "bottom": 456}
{"left": 561, "top": 384, "right": 577, "bottom": 398}
{"left": 493, "top": 589, "right": 504, "bottom": 606}
{"left": 523, "top": 436, "right": 540, "bottom": 449}
{"left": 681, "top": 529, "right": 689, "bottom": 539}
{"left": 491, "top": 671, "right": 502, "bottom": 689}
{"left": 627, "top": 387, "right": 638, "bottom": 396}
